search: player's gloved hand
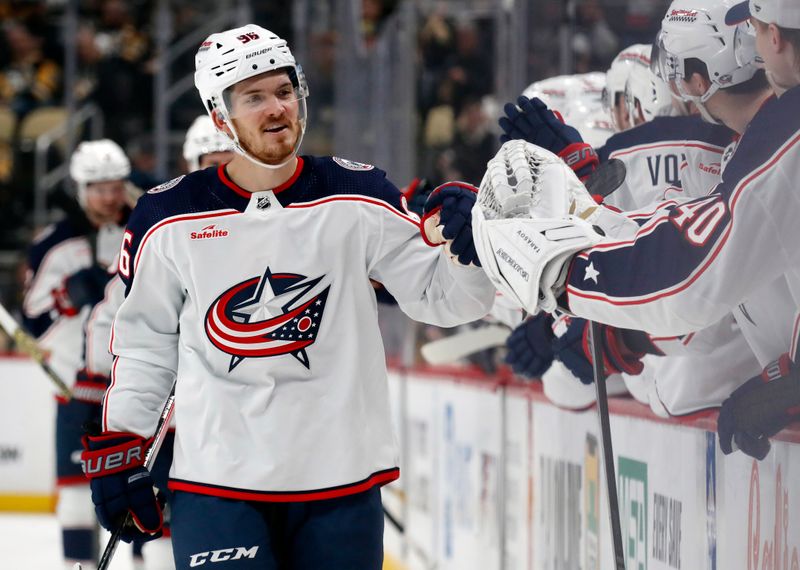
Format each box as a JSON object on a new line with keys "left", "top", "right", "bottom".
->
{"left": 718, "top": 353, "right": 800, "bottom": 460}
{"left": 73, "top": 368, "right": 110, "bottom": 405}
{"left": 66, "top": 265, "right": 112, "bottom": 307}
{"left": 421, "top": 182, "right": 481, "bottom": 266}
{"left": 81, "top": 430, "right": 164, "bottom": 543}
{"left": 53, "top": 265, "right": 112, "bottom": 315}
{"left": 552, "top": 317, "right": 652, "bottom": 385}
{"left": 402, "top": 177, "right": 435, "bottom": 217}
{"left": 499, "top": 96, "right": 598, "bottom": 180}
{"left": 504, "top": 313, "right": 555, "bottom": 379}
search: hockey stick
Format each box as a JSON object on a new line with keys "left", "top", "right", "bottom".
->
{"left": 589, "top": 322, "right": 626, "bottom": 570}
{"left": 585, "top": 158, "right": 627, "bottom": 199}
{"left": 420, "top": 324, "right": 510, "bottom": 365}
{"left": 0, "top": 301, "right": 72, "bottom": 400}
{"left": 80, "top": 380, "right": 177, "bottom": 570}
{"left": 382, "top": 501, "right": 438, "bottom": 570}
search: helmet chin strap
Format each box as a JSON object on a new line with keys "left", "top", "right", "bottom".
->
{"left": 677, "top": 81, "right": 721, "bottom": 125}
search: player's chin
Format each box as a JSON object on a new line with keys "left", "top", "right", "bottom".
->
{"left": 257, "top": 144, "right": 296, "bottom": 166}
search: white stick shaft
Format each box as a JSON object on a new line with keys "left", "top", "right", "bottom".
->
{"left": 0, "top": 301, "right": 20, "bottom": 337}
{"left": 421, "top": 325, "right": 509, "bottom": 365}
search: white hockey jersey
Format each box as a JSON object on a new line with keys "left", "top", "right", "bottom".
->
{"left": 105, "top": 156, "right": 494, "bottom": 501}
{"left": 597, "top": 115, "right": 733, "bottom": 210}
{"left": 23, "top": 215, "right": 125, "bottom": 391}
{"left": 84, "top": 275, "right": 124, "bottom": 376}
{"left": 566, "top": 88, "right": 800, "bottom": 365}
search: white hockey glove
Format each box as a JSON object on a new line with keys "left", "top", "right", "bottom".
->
{"left": 472, "top": 140, "right": 605, "bottom": 314}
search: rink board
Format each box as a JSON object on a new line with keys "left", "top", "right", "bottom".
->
{"left": 2, "top": 357, "right": 798, "bottom": 570}
{"left": 386, "top": 366, "right": 800, "bottom": 570}
{"left": 0, "top": 357, "right": 56, "bottom": 511}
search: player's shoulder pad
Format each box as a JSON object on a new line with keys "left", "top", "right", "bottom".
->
{"left": 126, "top": 168, "right": 220, "bottom": 240}
{"left": 720, "top": 89, "right": 800, "bottom": 189}
{"left": 304, "top": 155, "right": 406, "bottom": 214}
{"left": 599, "top": 116, "right": 735, "bottom": 162}
{"left": 27, "top": 219, "right": 80, "bottom": 273}
{"left": 681, "top": 116, "right": 735, "bottom": 148}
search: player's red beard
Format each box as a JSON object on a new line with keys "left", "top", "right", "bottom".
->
{"left": 234, "top": 115, "right": 301, "bottom": 166}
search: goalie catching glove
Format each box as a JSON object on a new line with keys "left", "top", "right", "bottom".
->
{"left": 80, "top": 429, "right": 164, "bottom": 542}
{"left": 472, "top": 140, "right": 605, "bottom": 314}
{"left": 421, "top": 181, "right": 481, "bottom": 266}
{"left": 718, "top": 352, "right": 800, "bottom": 460}
{"left": 499, "top": 96, "right": 599, "bottom": 181}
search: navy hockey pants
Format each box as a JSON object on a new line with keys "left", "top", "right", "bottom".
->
{"left": 169, "top": 486, "right": 384, "bottom": 569}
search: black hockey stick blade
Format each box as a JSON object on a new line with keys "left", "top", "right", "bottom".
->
{"left": 589, "top": 322, "right": 626, "bottom": 570}
{"left": 585, "top": 158, "right": 627, "bottom": 199}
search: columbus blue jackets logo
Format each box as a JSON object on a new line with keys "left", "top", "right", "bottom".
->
{"left": 205, "top": 268, "right": 330, "bottom": 371}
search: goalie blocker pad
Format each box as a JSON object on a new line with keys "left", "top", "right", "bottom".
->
{"left": 472, "top": 211, "right": 603, "bottom": 314}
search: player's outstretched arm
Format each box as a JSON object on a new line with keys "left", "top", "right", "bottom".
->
{"left": 368, "top": 180, "right": 495, "bottom": 328}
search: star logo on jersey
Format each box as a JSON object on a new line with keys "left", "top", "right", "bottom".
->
{"left": 204, "top": 268, "right": 330, "bottom": 371}
{"left": 584, "top": 262, "right": 600, "bottom": 284}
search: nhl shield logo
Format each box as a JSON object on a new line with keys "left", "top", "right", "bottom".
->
{"left": 256, "top": 195, "right": 272, "bottom": 210}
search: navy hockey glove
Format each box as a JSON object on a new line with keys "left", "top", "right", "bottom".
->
{"left": 402, "top": 177, "right": 435, "bottom": 217}
{"left": 505, "top": 313, "right": 555, "bottom": 379}
{"left": 553, "top": 318, "right": 657, "bottom": 385}
{"left": 499, "top": 96, "right": 599, "bottom": 180}
{"left": 53, "top": 264, "right": 112, "bottom": 315}
{"left": 81, "top": 430, "right": 164, "bottom": 543}
{"left": 718, "top": 353, "right": 800, "bottom": 460}
{"left": 421, "top": 182, "right": 481, "bottom": 266}
{"left": 73, "top": 368, "right": 110, "bottom": 405}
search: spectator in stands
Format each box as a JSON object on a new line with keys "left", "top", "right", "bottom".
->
{"left": 0, "top": 19, "right": 61, "bottom": 118}
{"left": 441, "top": 20, "right": 493, "bottom": 114}
{"left": 572, "top": 0, "right": 619, "bottom": 72}
{"left": 83, "top": 0, "right": 153, "bottom": 143}
{"left": 447, "top": 95, "right": 497, "bottom": 186}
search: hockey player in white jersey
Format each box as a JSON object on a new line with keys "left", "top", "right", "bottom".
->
{"left": 501, "top": 39, "right": 741, "bottom": 411}
{"left": 521, "top": 72, "right": 614, "bottom": 148}
{"left": 602, "top": 44, "right": 653, "bottom": 132}
{"left": 22, "top": 139, "right": 131, "bottom": 570}
{"left": 77, "top": 116, "right": 235, "bottom": 570}
{"left": 475, "top": 0, "right": 800, "bottom": 458}
{"left": 79, "top": 25, "right": 494, "bottom": 569}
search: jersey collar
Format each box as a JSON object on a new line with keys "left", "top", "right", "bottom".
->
{"left": 217, "top": 157, "right": 305, "bottom": 198}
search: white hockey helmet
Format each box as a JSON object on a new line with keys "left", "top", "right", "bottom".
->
{"left": 602, "top": 44, "right": 652, "bottom": 130}
{"left": 651, "top": 0, "right": 761, "bottom": 121}
{"left": 182, "top": 115, "right": 235, "bottom": 172}
{"left": 194, "top": 24, "right": 309, "bottom": 170}
{"left": 624, "top": 55, "right": 675, "bottom": 125}
{"left": 69, "top": 139, "right": 130, "bottom": 206}
{"left": 743, "top": 0, "right": 800, "bottom": 28}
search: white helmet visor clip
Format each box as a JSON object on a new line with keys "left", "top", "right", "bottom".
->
{"left": 733, "top": 20, "right": 764, "bottom": 68}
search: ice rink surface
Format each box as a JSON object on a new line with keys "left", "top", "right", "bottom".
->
{"left": 0, "top": 513, "right": 137, "bottom": 569}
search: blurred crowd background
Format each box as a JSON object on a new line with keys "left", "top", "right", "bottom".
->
{"left": 0, "top": 0, "right": 671, "bottom": 342}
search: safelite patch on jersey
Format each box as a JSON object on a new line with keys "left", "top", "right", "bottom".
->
{"left": 332, "top": 157, "right": 374, "bottom": 171}
{"left": 148, "top": 175, "right": 185, "bottom": 194}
